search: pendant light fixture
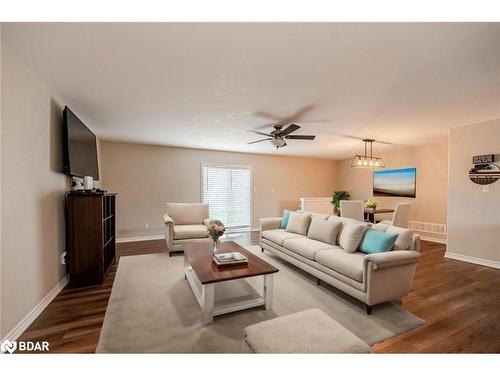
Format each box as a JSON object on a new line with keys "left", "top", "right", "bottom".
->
{"left": 351, "top": 139, "right": 385, "bottom": 168}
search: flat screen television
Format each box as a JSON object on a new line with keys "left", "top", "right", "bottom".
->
{"left": 373, "top": 167, "right": 416, "bottom": 198}
{"left": 62, "top": 106, "right": 99, "bottom": 179}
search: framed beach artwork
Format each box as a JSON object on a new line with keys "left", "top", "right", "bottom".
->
{"left": 373, "top": 167, "right": 417, "bottom": 198}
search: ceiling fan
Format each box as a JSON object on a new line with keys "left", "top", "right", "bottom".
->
{"left": 247, "top": 124, "right": 316, "bottom": 149}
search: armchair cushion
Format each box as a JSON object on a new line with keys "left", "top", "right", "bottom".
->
{"left": 173, "top": 224, "right": 209, "bottom": 240}
{"left": 165, "top": 203, "right": 208, "bottom": 225}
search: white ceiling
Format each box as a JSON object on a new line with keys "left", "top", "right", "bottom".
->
{"left": 4, "top": 22, "right": 500, "bottom": 159}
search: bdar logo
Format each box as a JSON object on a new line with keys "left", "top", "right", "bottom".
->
{"left": 1, "top": 339, "right": 17, "bottom": 354}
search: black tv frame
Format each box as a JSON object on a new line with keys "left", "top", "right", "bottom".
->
{"left": 62, "top": 106, "right": 99, "bottom": 180}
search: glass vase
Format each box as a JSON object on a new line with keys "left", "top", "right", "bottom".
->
{"left": 212, "top": 238, "right": 220, "bottom": 254}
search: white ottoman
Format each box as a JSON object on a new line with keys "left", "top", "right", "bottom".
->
{"left": 242, "top": 309, "right": 372, "bottom": 353}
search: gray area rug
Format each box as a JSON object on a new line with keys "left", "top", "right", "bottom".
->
{"left": 96, "top": 245, "right": 424, "bottom": 353}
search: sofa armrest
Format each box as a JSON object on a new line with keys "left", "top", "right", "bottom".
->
{"left": 259, "top": 217, "right": 282, "bottom": 232}
{"left": 410, "top": 234, "right": 421, "bottom": 252}
{"left": 163, "top": 214, "right": 174, "bottom": 252}
{"left": 364, "top": 250, "right": 420, "bottom": 270}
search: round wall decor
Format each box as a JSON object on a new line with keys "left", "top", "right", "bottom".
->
{"left": 469, "top": 154, "right": 500, "bottom": 185}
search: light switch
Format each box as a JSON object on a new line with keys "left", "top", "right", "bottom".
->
{"left": 482, "top": 185, "right": 490, "bottom": 193}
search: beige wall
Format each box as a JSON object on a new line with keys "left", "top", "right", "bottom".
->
{"left": 446, "top": 119, "right": 500, "bottom": 265}
{"left": 335, "top": 141, "right": 449, "bottom": 240}
{"left": 1, "top": 42, "right": 68, "bottom": 338}
{"left": 100, "top": 141, "right": 337, "bottom": 238}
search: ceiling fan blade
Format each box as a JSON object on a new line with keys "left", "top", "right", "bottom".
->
{"left": 247, "top": 129, "right": 272, "bottom": 137}
{"left": 253, "top": 111, "right": 283, "bottom": 122}
{"left": 298, "top": 119, "right": 331, "bottom": 123}
{"left": 280, "top": 124, "right": 301, "bottom": 135}
{"left": 254, "top": 105, "right": 317, "bottom": 127}
{"left": 281, "top": 105, "right": 316, "bottom": 125}
{"left": 334, "top": 133, "right": 392, "bottom": 145}
{"left": 247, "top": 138, "right": 272, "bottom": 144}
{"left": 285, "top": 135, "right": 316, "bottom": 140}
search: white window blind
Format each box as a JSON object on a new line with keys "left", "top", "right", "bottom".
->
{"left": 201, "top": 164, "right": 252, "bottom": 230}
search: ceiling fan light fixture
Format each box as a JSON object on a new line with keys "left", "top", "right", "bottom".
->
{"left": 350, "top": 139, "right": 385, "bottom": 169}
{"left": 270, "top": 138, "right": 287, "bottom": 148}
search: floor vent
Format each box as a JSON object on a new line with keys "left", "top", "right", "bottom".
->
{"left": 409, "top": 221, "right": 447, "bottom": 235}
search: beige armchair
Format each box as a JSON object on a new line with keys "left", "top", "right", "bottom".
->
{"left": 163, "top": 203, "right": 214, "bottom": 256}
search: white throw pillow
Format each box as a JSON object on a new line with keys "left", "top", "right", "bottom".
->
{"left": 386, "top": 226, "right": 413, "bottom": 250}
{"left": 307, "top": 216, "right": 342, "bottom": 245}
{"left": 286, "top": 212, "right": 312, "bottom": 235}
{"left": 371, "top": 223, "right": 389, "bottom": 232}
{"left": 339, "top": 223, "right": 366, "bottom": 253}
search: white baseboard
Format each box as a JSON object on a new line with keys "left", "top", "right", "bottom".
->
{"left": 116, "top": 235, "right": 165, "bottom": 243}
{"left": 1, "top": 275, "right": 69, "bottom": 342}
{"left": 117, "top": 229, "right": 260, "bottom": 244}
{"left": 444, "top": 251, "right": 500, "bottom": 270}
{"left": 418, "top": 234, "right": 447, "bottom": 244}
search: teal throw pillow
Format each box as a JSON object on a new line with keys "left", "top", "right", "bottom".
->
{"left": 280, "top": 210, "right": 291, "bottom": 229}
{"left": 360, "top": 229, "right": 398, "bottom": 254}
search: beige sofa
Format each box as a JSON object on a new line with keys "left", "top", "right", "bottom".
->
{"left": 259, "top": 213, "right": 420, "bottom": 314}
{"left": 163, "top": 203, "right": 214, "bottom": 255}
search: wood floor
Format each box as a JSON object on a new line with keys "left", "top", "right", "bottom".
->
{"left": 17, "top": 233, "right": 500, "bottom": 353}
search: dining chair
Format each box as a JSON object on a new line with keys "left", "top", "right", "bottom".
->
{"left": 379, "top": 203, "right": 411, "bottom": 228}
{"left": 340, "top": 200, "right": 365, "bottom": 222}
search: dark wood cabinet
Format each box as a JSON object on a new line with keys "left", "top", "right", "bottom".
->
{"left": 65, "top": 191, "right": 117, "bottom": 288}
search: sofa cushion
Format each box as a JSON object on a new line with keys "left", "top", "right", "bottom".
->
{"left": 286, "top": 212, "right": 312, "bottom": 235}
{"left": 338, "top": 222, "right": 367, "bottom": 253}
{"left": 315, "top": 248, "right": 366, "bottom": 282}
{"left": 261, "top": 229, "right": 303, "bottom": 246}
{"left": 386, "top": 226, "right": 413, "bottom": 250}
{"left": 166, "top": 203, "right": 208, "bottom": 225}
{"left": 360, "top": 229, "right": 398, "bottom": 254}
{"left": 307, "top": 216, "right": 342, "bottom": 245}
{"left": 283, "top": 237, "right": 337, "bottom": 260}
{"left": 328, "top": 215, "right": 369, "bottom": 245}
{"left": 173, "top": 224, "right": 209, "bottom": 240}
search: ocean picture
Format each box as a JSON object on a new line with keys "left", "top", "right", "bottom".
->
{"left": 373, "top": 168, "right": 416, "bottom": 198}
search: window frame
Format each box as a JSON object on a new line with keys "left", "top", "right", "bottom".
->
{"left": 200, "top": 162, "right": 254, "bottom": 231}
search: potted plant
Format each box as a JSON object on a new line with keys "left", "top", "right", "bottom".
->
{"left": 207, "top": 219, "right": 226, "bottom": 253}
{"left": 331, "top": 191, "right": 350, "bottom": 216}
{"left": 365, "top": 199, "right": 378, "bottom": 211}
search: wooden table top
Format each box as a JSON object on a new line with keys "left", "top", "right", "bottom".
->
{"left": 364, "top": 208, "right": 395, "bottom": 214}
{"left": 183, "top": 241, "right": 279, "bottom": 285}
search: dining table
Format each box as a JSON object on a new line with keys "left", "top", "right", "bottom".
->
{"left": 364, "top": 208, "right": 395, "bottom": 223}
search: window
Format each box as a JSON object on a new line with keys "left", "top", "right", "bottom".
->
{"left": 201, "top": 163, "right": 252, "bottom": 230}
